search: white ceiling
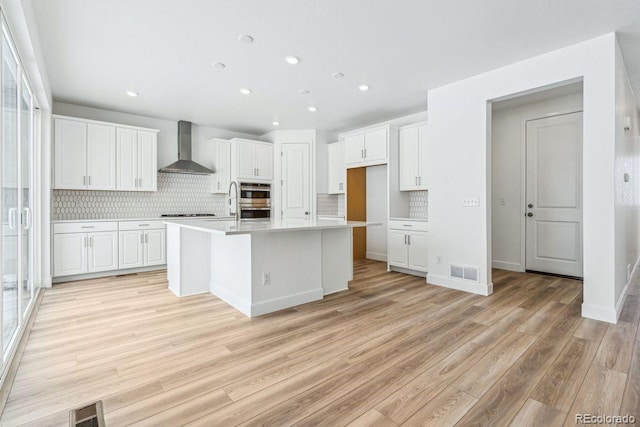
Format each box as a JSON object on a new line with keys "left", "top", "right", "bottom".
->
{"left": 31, "top": 0, "right": 640, "bottom": 135}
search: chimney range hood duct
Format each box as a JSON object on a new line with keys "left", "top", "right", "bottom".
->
{"left": 159, "top": 121, "right": 215, "bottom": 175}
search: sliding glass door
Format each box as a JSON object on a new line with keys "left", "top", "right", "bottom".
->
{"left": 20, "top": 76, "right": 34, "bottom": 318}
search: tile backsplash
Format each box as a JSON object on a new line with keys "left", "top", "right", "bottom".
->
{"left": 317, "top": 193, "right": 345, "bottom": 217}
{"left": 409, "top": 191, "right": 428, "bottom": 219}
{"left": 52, "top": 173, "right": 229, "bottom": 220}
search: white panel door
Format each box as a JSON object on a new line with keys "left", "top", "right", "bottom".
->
{"left": 119, "top": 230, "right": 144, "bottom": 269}
{"left": 417, "top": 124, "right": 428, "bottom": 189}
{"left": 281, "top": 143, "right": 310, "bottom": 218}
{"left": 388, "top": 230, "right": 408, "bottom": 268}
{"left": 54, "top": 119, "right": 87, "bottom": 189}
{"left": 88, "top": 231, "right": 118, "bottom": 272}
{"left": 525, "top": 112, "right": 583, "bottom": 277}
{"left": 117, "top": 128, "right": 138, "bottom": 191}
{"left": 144, "top": 229, "right": 166, "bottom": 266}
{"left": 364, "top": 128, "right": 387, "bottom": 162}
{"left": 255, "top": 143, "right": 273, "bottom": 180}
{"left": 137, "top": 130, "right": 157, "bottom": 191}
{"left": 53, "top": 233, "right": 87, "bottom": 276}
{"left": 344, "top": 134, "right": 365, "bottom": 165}
{"left": 399, "top": 126, "right": 419, "bottom": 191}
{"left": 407, "top": 232, "right": 428, "bottom": 272}
{"left": 327, "top": 142, "right": 345, "bottom": 194}
{"left": 87, "top": 123, "right": 116, "bottom": 190}
{"left": 236, "top": 140, "right": 256, "bottom": 179}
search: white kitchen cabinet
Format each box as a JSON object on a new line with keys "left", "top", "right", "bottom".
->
{"left": 399, "top": 123, "right": 428, "bottom": 191}
{"left": 232, "top": 138, "right": 273, "bottom": 182}
{"left": 328, "top": 142, "right": 346, "bottom": 194}
{"left": 53, "top": 222, "right": 118, "bottom": 277}
{"left": 118, "top": 230, "right": 144, "bottom": 269}
{"left": 343, "top": 125, "right": 391, "bottom": 168}
{"left": 54, "top": 119, "right": 116, "bottom": 190}
{"left": 119, "top": 221, "right": 166, "bottom": 269}
{"left": 210, "top": 139, "right": 231, "bottom": 193}
{"left": 387, "top": 220, "right": 428, "bottom": 273}
{"left": 117, "top": 128, "right": 158, "bottom": 191}
{"left": 144, "top": 229, "right": 166, "bottom": 266}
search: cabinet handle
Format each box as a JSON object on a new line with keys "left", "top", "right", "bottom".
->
{"left": 361, "top": 149, "right": 364, "bottom": 159}
{"left": 404, "top": 235, "right": 407, "bottom": 244}
{"left": 84, "top": 236, "right": 87, "bottom": 247}
{"left": 90, "top": 236, "right": 93, "bottom": 247}
{"left": 364, "top": 149, "right": 367, "bottom": 158}
{"left": 139, "top": 224, "right": 150, "bottom": 227}
{"left": 81, "top": 226, "right": 95, "bottom": 229}
{"left": 408, "top": 235, "right": 411, "bottom": 245}
{"left": 140, "top": 234, "right": 144, "bottom": 244}
{"left": 145, "top": 234, "right": 148, "bottom": 243}
{"left": 418, "top": 176, "right": 421, "bottom": 186}
{"left": 257, "top": 168, "right": 259, "bottom": 176}
{"left": 83, "top": 176, "right": 86, "bottom": 186}
{"left": 88, "top": 176, "right": 91, "bottom": 186}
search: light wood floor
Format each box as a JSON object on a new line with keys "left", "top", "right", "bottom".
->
{"left": 1, "top": 260, "right": 639, "bottom": 426}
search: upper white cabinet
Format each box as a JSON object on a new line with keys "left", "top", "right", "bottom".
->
{"left": 328, "top": 141, "right": 346, "bottom": 194}
{"left": 117, "top": 128, "right": 158, "bottom": 192}
{"left": 398, "top": 123, "right": 428, "bottom": 191}
{"left": 231, "top": 138, "right": 273, "bottom": 182}
{"left": 343, "top": 125, "right": 391, "bottom": 168}
{"left": 210, "top": 139, "right": 231, "bottom": 194}
{"left": 54, "top": 115, "right": 158, "bottom": 192}
{"left": 54, "top": 118, "right": 117, "bottom": 190}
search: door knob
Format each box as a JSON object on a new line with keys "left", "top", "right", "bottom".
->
{"left": 527, "top": 212, "right": 534, "bottom": 217}
{"left": 305, "top": 211, "right": 309, "bottom": 215}
{"left": 528, "top": 203, "right": 533, "bottom": 208}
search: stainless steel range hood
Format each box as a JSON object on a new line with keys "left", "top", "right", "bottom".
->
{"left": 159, "top": 121, "right": 215, "bottom": 175}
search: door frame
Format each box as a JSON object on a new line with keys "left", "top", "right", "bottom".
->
{"left": 279, "top": 142, "right": 311, "bottom": 219}
{"left": 523, "top": 111, "right": 584, "bottom": 277}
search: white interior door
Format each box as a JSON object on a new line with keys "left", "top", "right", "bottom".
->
{"left": 525, "top": 112, "right": 583, "bottom": 277}
{"left": 281, "top": 143, "right": 310, "bottom": 218}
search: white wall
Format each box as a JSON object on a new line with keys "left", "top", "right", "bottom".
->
{"left": 426, "top": 33, "right": 621, "bottom": 321}
{"left": 366, "top": 165, "right": 388, "bottom": 261}
{"left": 491, "top": 92, "right": 583, "bottom": 271}
{"left": 52, "top": 102, "right": 259, "bottom": 169}
{"left": 614, "top": 42, "right": 640, "bottom": 305}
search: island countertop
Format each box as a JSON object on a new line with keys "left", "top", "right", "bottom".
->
{"left": 164, "top": 217, "right": 379, "bottom": 235}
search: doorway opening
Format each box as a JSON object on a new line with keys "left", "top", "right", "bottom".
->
{"left": 490, "top": 81, "right": 584, "bottom": 283}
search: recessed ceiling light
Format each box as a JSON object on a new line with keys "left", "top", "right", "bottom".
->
{"left": 126, "top": 91, "right": 139, "bottom": 97}
{"left": 272, "top": 121, "right": 280, "bottom": 126}
{"left": 307, "top": 106, "right": 317, "bottom": 112}
{"left": 239, "top": 88, "right": 252, "bottom": 95}
{"left": 299, "top": 89, "right": 311, "bottom": 95}
{"left": 285, "top": 55, "right": 300, "bottom": 65}
{"left": 212, "top": 62, "right": 226, "bottom": 70}
{"left": 238, "top": 34, "right": 254, "bottom": 43}
{"left": 332, "top": 72, "right": 344, "bottom": 79}
{"left": 358, "top": 84, "right": 370, "bottom": 91}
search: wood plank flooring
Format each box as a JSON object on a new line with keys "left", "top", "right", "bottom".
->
{"left": 1, "top": 260, "right": 639, "bottom": 426}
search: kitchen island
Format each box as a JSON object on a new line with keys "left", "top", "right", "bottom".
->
{"left": 164, "top": 217, "right": 379, "bottom": 317}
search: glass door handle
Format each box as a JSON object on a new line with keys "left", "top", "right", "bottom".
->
{"left": 22, "top": 207, "right": 31, "bottom": 229}
{"left": 8, "top": 207, "right": 17, "bottom": 229}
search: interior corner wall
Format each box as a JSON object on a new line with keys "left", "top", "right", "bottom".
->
{"left": 426, "top": 32, "right": 618, "bottom": 321}
{"left": 613, "top": 38, "right": 640, "bottom": 313}
{"left": 491, "top": 92, "right": 583, "bottom": 272}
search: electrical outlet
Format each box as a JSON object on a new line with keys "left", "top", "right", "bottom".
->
{"left": 262, "top": 273, "right": 270, "bottom": 286}
{"left": 436, "top": 256, "right": 443, "bottom": 265}
{"left": 463, "top": 197, "right": 480, "bottom": 207}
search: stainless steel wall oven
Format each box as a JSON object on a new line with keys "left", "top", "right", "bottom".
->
{"left": 239, "top": 183, "right": 271, "bottom": 220}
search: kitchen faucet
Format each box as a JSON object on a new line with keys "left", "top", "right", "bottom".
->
{"left": 228, "top": 181, "right": 239, "bottom": 221}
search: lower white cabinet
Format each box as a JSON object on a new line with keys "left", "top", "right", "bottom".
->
{"left": 118, "top": 221, "right": 166, "bottom": 269}
{"left": 53, "top": 222, "right": 118, "bottom": 277}
{"left": 387, "top": 220, "right": 428, "bottom": 273}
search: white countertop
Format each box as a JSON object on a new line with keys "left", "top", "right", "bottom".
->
{"left": 164, "top": 217, "right": 380, "bottom": 235}
{"left": 52, "top": 216, "right": 234, "bottom": 223}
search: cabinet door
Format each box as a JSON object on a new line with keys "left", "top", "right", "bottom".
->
{"left": 387, "top": 230, "right": 408, "bottom": 268}
{"left": 407, "top": 231, "right": 428, "bottom": 272}
{"left": 88, "top": 231, "right": 118, "bottom": 272}
{"left": 144, "top": 229, "right": 166, "bottom": 266}
{"left": 364, "top": 128, "right": 387, "bottom": 162}
{"left": 328, "top": 142, "right": 346, "bottom": 194}
{"left": 399, "top": 127, "right": 419, "bottom": 191}
{"left": 235, "top": 140, "right": 256, "bottom": 179}
{"left": 53, "top": 233, "right": 87, "bottom": 276}
{"left": 87, "top": 124, "right": 116, "bottom": 190}
{"left": 255, "top": 143, "right": 273, "bottom": 180}
{"left": 54, "top": 119, "right": 87, "bottom": 189}
{"left": 117, "top": 128, "right": 138, "bottom": 191}
{"left": 138, "top": 131, "right": 157, "bottom": 191}
{"left": 212, "top": 140, "right": 230, "bottom": 193}
{"left": 119, "top": 230, "right": 144, "bottom": 269}
{"left": 344, "top": 134, "right": 365, "bottom": 165}
{"left": 417, "top": 124, "right": 428, "bottom": 189}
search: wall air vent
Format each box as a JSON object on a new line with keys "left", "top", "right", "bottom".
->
{"left": 450, "top": 265, "right": 479, "bottom": 282}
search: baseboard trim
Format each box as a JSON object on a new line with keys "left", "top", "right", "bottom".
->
{"left": 366, "top": 252, "right": 387, "bottom": 262}
{"left": 427, "top": 274, "right": 493, "bottom": 296}
{"left": 43, "top": 276, "right": 52, "bottom": 288}
{"left": 250, "top": 288, "right": 324, "bottom": 317}
{"left": 492, "top": 260, "right": 525, "bottom": 272}
{"left": 52, "top": 265, "right": 166, "bottom": 283}
{"left": 389, "top": 266, "right": 427, "bottom": 278}
{"left": 581, "top": 303, "right": 618, "bottom": 324}
{"left": 210, "top": 284, "right": 252, "bottom": 317}
{"left": 324, "top": 286, "right": 348, "bottom": 296}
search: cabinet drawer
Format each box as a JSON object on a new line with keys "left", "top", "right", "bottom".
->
{"left": 119, "top": 220, "right": 165, "bottom": 231}
{"left": 388, "top": 220, "right": 428, "bottom": 232}
{"left": 54, "top": 221, "right": 118, "bottom": 234}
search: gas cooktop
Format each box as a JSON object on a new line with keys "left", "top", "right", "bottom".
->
{"left": 160, "top": 213, "right": 217, "bottom": 217}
